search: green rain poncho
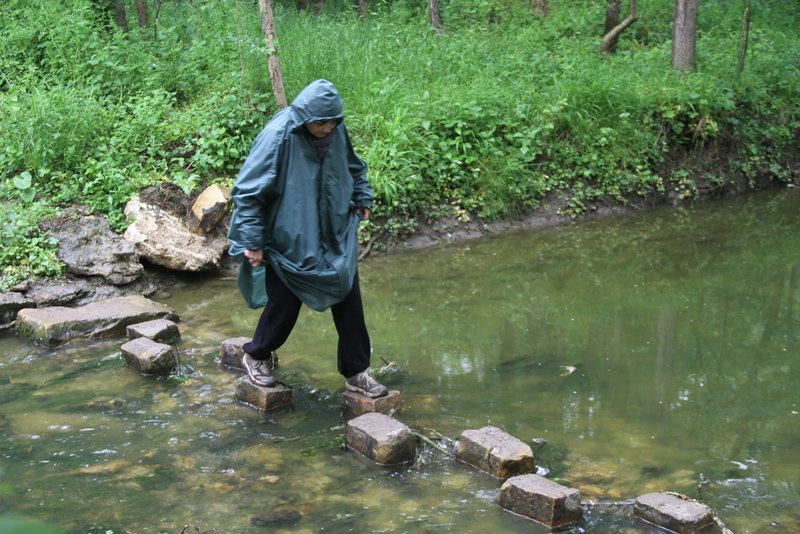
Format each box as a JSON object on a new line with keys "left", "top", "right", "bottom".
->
{"left": 227, "top": 80, "right": 373, "bottom": 311}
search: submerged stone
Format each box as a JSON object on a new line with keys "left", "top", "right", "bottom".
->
{"left": 499, "top": 474, "right": 583, "bottom": 528}
{"left": 127, "top": 318, "right": 180, "bottom": 344}
{"left": 456, "top": 425, "right": 535, "bottom": 479}
{"left": 346, "top": 412, "right": 417, "bottom": 465}
{"left": 634, "top": 492, "right": 715, "bottom": 533}
{"left": 341, "top": 389, "right": 403, "bottom": 418}
{"left": 15, "top": 295, "right": 177, "bottom": 346}
{"left": 219, "top": 337, "right": 251, "bottom": 369}
{"left": 251, "top": 507, "right": 301, "bottom": 527}
{"left": 121, "top": 337, "right": 177, "bottom": 376}
{"left": 235, "top": 378, "right": 292, "bottom": 411}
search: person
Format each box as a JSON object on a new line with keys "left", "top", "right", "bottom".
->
{"left": 227, "top": 79, "right": 388, "bottom": 398}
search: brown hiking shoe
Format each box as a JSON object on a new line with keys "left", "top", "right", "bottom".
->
{"left": 345, "top": 370, "right": 388, "bottom": 398}
{"left": 242, "top": 353, "right": 276, "bottom": 387}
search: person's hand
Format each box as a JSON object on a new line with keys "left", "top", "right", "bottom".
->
{"left": 244, "top": 249, "right": 263, "bottom": 268}
{"left": 356, "top": 207, "right": 370, "bottom": 221}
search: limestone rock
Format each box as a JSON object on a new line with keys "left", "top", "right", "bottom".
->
{"left": 456, "top": 425, "right": 535, "bottom": 479}
{"left": 341, "top": 390, "right": 403, "bottom": 419}
{"left": 126, "top": 318, "right": 181, "bottom": 344}
{"left": 346, "top": 412, "right": 417, "bottom": 465}
{"left": 499, "top": 474, "right": 583, "bottom": 528}
{"left": 52, "top": 216, "right": 142, "bottom": 285}
{"left": 15, "top": 295, "right": 177, "bottom": 346}
{"left": 219, "top": 337, "right": 252, "bottom": 369}
{"left": 235, "top": 378, "right": 292, "bottom": 411}
{"left": 121, "top": 337, "right": 177, "bottom": 376}
{"left": 123, "top": 197, "right": 229, "bottom": 272}
{"left": 634, "top": 492, "right": 715, "bottom": 533}
{"left": 0, "top": 291, "right": 33, "bottom": 333}
{"left": 187, "top": 184, "right": 231, "bottom": 235}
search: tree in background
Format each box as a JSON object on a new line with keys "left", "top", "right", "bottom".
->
{"left": 136, "top": 0, "right": 148, "bottom": 30}
{"left": 258, "top": 0, "right": 288, "bottom": 108}
{"left": 602, "top": 0, "right": 621, "bottom": 53}
{"left": 671, "top": 0, "right": 698, "bottom": 72}
{"left": 738, "top": 0, "right": 752, "bottom": 75}
{"left": 530, "top": 0, "right": 548, "bottom": 17}
{"left": 598, "top": 0, "right": 638, "bottom": 54}
{"left": 114, "top": 0, "right": 127, "bottom": 31}
{"left": 429, "top": 0, "right": 444, "bottom": 32}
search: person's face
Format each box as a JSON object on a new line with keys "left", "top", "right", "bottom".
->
{"left": 306, "top": 119, "right": 337, "bottom": 138}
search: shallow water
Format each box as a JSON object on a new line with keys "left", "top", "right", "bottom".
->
{"left": 2, "top": 188, "right": 799, "bottom": 533}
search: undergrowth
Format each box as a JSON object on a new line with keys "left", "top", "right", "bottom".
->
{"left": 0, "top": 0, "right": 798, "bottom": 289}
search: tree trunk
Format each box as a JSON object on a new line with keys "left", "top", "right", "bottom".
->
{"left": 530, "top": 0, "right": 548, "bottom": 17}
{"left": 429, "top": 0, "right": 444, "bottom": 33}
{"left": 113, "top": 0, "right": 128, "bottom": 31}
{"left": 598, "top": 0, "right": 637, "bottom": 54}
{"left": 737, "top": 0, "right": 751, "bottom": 75}
{"left": 153, "top": 0, "right": 162, "bottom": 41}
{"left": 671, "top": 0, "right": 698, "bottom": 72}
{"left": 358, "top": 0, "right": 369, "bottom": 18}
{"left": 258, "top": 0, "right": 288, "bottom": 109}
{"left": 136, "top": 0, "right": 148, "bottom": 28}
{"left": 603, "top": 0, "right": 621, "bottom": 53}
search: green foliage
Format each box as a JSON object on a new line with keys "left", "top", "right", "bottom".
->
{"left": 0, "top": 203, "right": 63, "bottom": 291}
{"left": 0, "top": 0, "right": 798, "bottom": 280}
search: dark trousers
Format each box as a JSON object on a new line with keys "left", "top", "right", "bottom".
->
{"left": 242, "top": 265, "right": 371, "bottom": 379}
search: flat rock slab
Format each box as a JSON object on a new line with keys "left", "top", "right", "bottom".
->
{"left": 346, "top": 412, "right": 417, "bottom": 465}
{"left": 127, "top": 318, "right": 181, "bottom": 344}
{"left": 219, "top": 337, "right": 252, "bottom": 369}
{"left": 634, "top": 492, "right": 715, "bottom": 533}
{"left": 121, "top": 337, "right": 177, "bottom": 376}
{"left": 456, "top": 425, "right": 535, "bottom": 479}
{"left": 499, "top": 474, "right": 583, "bottom": 529}
{"left": 341, "top": 390, "right": 403, "bottom": 418}
{"left": 16, "top": 295, "right": 178, "bottom": 346}
{"left": 235, "top": 378, "right": 292, "bottom": 411}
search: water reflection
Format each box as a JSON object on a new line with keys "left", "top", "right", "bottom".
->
{"left": 1, "top": 189, "right": 799, "bottom": 532}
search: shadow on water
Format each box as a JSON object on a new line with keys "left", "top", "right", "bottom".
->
{"left": 1, "top": 188, "right": 800, "bottom": 532}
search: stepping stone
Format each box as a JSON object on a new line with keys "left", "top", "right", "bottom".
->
{"left": 456, "top": 425, "right": 535, "bottom": 479}
{"left": 235, "top": 378, "right": 292, "bottom": 411}
{"left": 127, "top": 318, "right": 180, "bottom": 344}
{"left": 219, "top": 337, "right": 251, "bottom": 369}
{"left": 634, "top": 492, "right": 715, "bottom": 533}
{"left": 121, "top": 337, "right": 177, "bottom": 376}
{"left": 341, "top": 390, "right": 403, "bottom": 418}
{"left": 499, "top": 474, "right": 583, "bottom": 529}
{"left": 345, "top": 412, "right": 417, "bottom": 465}
{"left": 16, "top": 295, "right": 177, "bottom": 346}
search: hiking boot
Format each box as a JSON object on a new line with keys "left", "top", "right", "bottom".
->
{"left": 242, "top": 352, "right": 276, "bottom": 387}
{"left": 346, "top": 370, "right": 388, "bottom": 398}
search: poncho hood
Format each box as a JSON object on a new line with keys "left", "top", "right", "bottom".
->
{"left": 227, "top": 80, "right": 373, "bottom": 311}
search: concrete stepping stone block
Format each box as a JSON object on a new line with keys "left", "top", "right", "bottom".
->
{"left": 345, "top": 412, "right": 417, "bottom": 465}
{"left": 235, "top": 378, "right": 292, "bottom": 411}
{"left": 16, "top": 295, "right": 177, "bottom": 346}
{"left": 219, "top": 337, "right": 251, "bottom": 369}
{"left": 456, "top": 425, "right": 535, "bottom": 479}
{"left": 634, "top": 492, "right": 715, "bottom": 533}
{"left": 341, "top": 389, "right": 403, "bottom": 418}
{"left": 126, "top": 318, "right": 180, "bottom": 344}
{"left": 120, "top": 337, "right": 177, "bottom": 376}
{"left": 499, "top": 474, "right": 583, "bottom": 529}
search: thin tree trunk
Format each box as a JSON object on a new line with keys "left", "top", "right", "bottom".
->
{"left": 153, "top": 0, "right": 162, "bottom": 41}
{"left": 530, "top": 0, "right": 548, "bottom": 17}
{"left": 598, "top": 0, "right": 637, "bottom": 53}
{"left": 603, "top": 0, "right": 621, "bottom": 53}
{"left": 136, "top": 0, "right": 148, "bottom": 28}
{"left": 358, "top": 0, "right": 369, "bottom": 18}
{"left": 258, "top": 0, "right": 288, "bottom": 109}
{"left": 737, "top": 0, "right": 751, "bottom": 75}
{"left": 113, "top": 0, "right": 128, "bottom": 31}
{"left": 429, "top": 0, "right": 444, "bottom": 33}
{"left": 235, "top": 0, "right": 246, "bottom": 91}
{"left": 671, "top": 0, "right": 698, "bottom": 72}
